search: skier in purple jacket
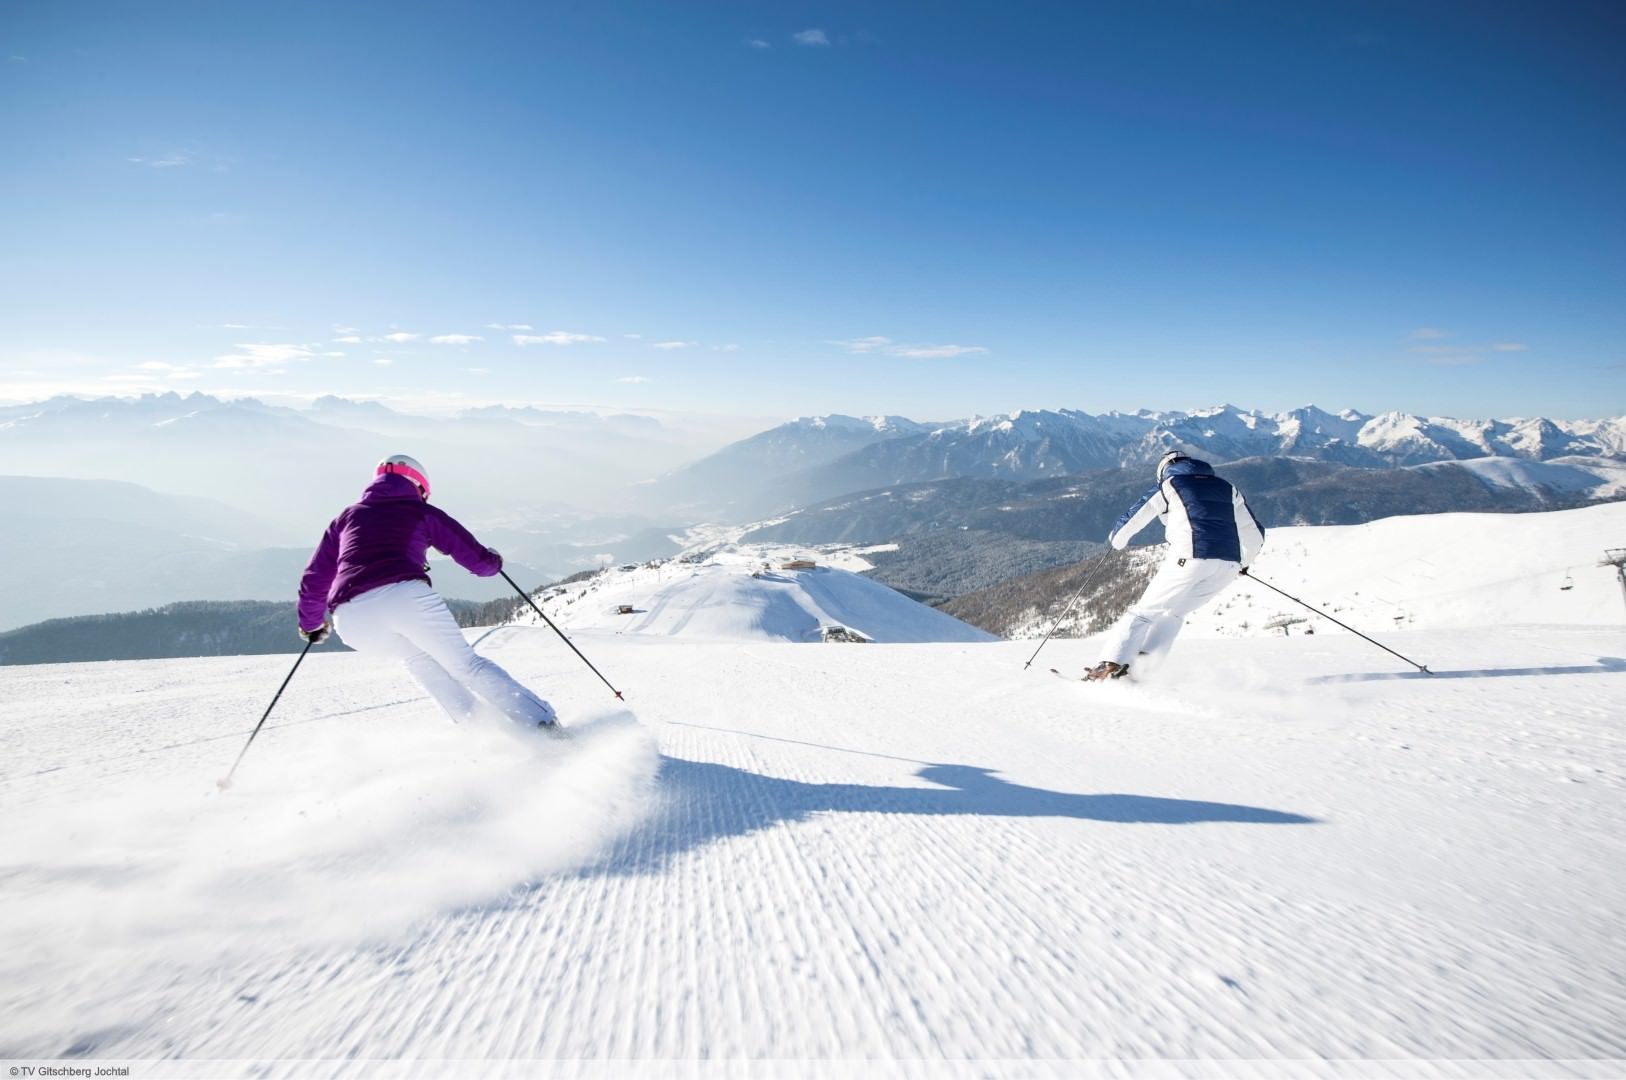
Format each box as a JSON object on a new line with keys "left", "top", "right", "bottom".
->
{"left": 297, "top": 454, "right": 558, "bottom": 728}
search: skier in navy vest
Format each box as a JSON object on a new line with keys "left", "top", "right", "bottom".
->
{"left": 297, "top": 454, "right": 559, "bottom": 728}
{"left": 1083, "top": 450, "right": 1265, "bottom": 681}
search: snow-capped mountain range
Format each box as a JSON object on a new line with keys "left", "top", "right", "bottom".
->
{"left": 655, "top": 404, "right": 1626, "bottom": 519}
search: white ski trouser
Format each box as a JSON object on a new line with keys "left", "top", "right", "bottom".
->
{"left": 1097, "top": 556, "right": 1241, "bottom": 667}
{"left": 332, "top": 579, "right": 556, "bottom": 727}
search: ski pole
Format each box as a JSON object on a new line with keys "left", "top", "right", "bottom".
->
{"left": 1240, "top": 569, "right": 1432, "bottom": 675}
{"left": 500, "top": 569, "right": 625, "bottom": 700}
{"left": 217, "top": 640, "right": 313, "bottom": 790}
{"left": 1024, "top": 551, "right": 1113, "bottom": 670}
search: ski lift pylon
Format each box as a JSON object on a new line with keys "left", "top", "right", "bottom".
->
{"left": 1560, "top": 569, "right": 1574, "bottom": 591}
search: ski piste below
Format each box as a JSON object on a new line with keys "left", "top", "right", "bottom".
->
{"left": 5, "top": 625, "right": 1624, "bottom": 1064}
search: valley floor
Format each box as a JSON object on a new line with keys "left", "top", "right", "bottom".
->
{"left": 3, "top": 626, "right": 1625, "bottom": 1077}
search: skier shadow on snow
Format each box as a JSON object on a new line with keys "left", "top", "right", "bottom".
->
{"left": 1308, "top": 656, "right": 1626, "bottom": 683}
{"left": 585, "top": 757, "right": 1317, "bottom": 877}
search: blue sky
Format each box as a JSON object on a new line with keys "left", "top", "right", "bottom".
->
{"left": 2, "top": 0, "right": 1622, "bottom": 423}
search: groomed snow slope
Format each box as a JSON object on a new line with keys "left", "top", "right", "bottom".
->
{"left": 4, "top": 503, "right": 1626, "bottom": 1075}
{"left": 516, "top": 549, "right": 996, "bottom": 644}
{"left": 4, "top": 625, "right": 1625, "bottom": 1074}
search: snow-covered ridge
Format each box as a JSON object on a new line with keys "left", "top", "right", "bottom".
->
{"left": 502, "top": 546, "right": 995, "bottom": 644}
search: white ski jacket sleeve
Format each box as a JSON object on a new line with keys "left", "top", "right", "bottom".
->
{"left": 1235, "top": 488, "right": 1264, "bottom": 567}
{"left": 1108, "top": 483, "right": 1168, "bottom": 550}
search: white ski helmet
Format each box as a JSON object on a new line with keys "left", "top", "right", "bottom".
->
{"left": 1156, "top": 450, "right": 1188, "bottom": 483}
{"left": 377, "top": 453, "right": 430, "bottom": 500}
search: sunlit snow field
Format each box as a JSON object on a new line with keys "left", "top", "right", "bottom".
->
{"left": 3, "top": 507, "right": 1625, "bottom": 1076}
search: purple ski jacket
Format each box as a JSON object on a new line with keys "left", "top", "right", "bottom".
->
{"left": 297, "top": 472, "right": 501, "bottom": 631}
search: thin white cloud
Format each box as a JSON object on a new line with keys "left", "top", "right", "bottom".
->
{"left": 749, "top": 39, "right": 772, "bottom": 49}
{"left": 467, "top": 367, "right": 491, "bottom": 375}
{"left": 513, "top": 331, "right": 606, "bottom": 346}
{"left": 333, "top": 336, "right": 362, "bottom": 344}
{"left": 624, "top": 333, "right": 643, "bottom": 340}
{"left": 887, "top": 343, "right": 988, "bottom": 359}
{"left": 333, "top": 324, "right": 359, "bottom": 334}
{"left": 212, "top": 343, "right": 317, "bottom": 369}
{"left": 484, "top": 323, "right": 534, "bottom": 331}
{"left": 374, "top": 356, "right": 395, "bottom": 366}
{"left": 1405, "top": 337, "right": 1528, "bottom": 365}
{"left": 714, "top": 344, "right": 742, "bottom": 352}
{"left": 832, "top": 336, "right": 894, "bottom": 353}
{"left": 652, "top": 340, "right": 696, "bottom": 350}
{"left": 430, "top": 334, "right": 485, "bottom": 345}
{"left": 831, "top": 335, "right": 986, "bottom": 359}
{"left": 617, "top": 376, "right": 653, "bottom": 384}
{"left": 323, "top": 351, "right": 347, "bottom": 357}
{"left": 218, "top": 322, "right": 286, "bottom": 330}
{"left": 379, "top": 332, "right": 420, "bottom": 344}
{"left": 1408, "top": 328, "right": 1453, "bottom": 340}
{"left": 794, "top": 29, "right": 831, "bottom": 46}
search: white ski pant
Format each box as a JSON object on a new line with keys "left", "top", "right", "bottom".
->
{"left": 1097, "top": 557, "right": 1241, "bottom": 667}
{"left": 332, "top": 579, "right": 555, "bottom": 727}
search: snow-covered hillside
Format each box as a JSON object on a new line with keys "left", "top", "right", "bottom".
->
{"left": 1186, "top": 501, "right": 1626, "bottom": 640}
{"left": 3, "top": 504, "right": 1625, "bottom": 1072}
{"left": 505, "top": 546, "right": 994, "bottom": 644}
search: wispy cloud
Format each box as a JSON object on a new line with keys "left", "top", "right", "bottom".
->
{"left": 748, "top": 39, "right": 772, "bottom": 49}
{"left": 833, "top": 335, "right": 896, "bottom": 353}
{"left": 323, "top": 351, "right": 346, "bottom": 358}
{"left": 714, "top": 344, "right": 742, "bottom": 352}
{"left": 617, "top": 376, "right": 652, "bottom": 384}
{"left": 887, "top": 343, "right": 987, "bottom": 359}
{"left": 213, "top": 343, "right": 317, "bottom": 369}
{"left": 653, "top": 340, "right": 696, "bottom": 350}
{"left": 794, "top": 29, "right": 830, "bottom": 46}
{"left": 514, "top": 331, "right": 606, "bottom": 346}
{"left": 333, "top": 324, "right": 359, "bottom": 335}
{"left": 624, "top": 333, "right": 643, "bottom": 340}
{"left": 374, "top": 356, "right": 395, "bottom": 366}
{"left": 484, "top": 322, "right": 533, "bottom": 331}
{"left": 333, "top": 336, "right": 363, "bottom": 344}
{"left": 128, "top": 152, "right": 194, "bottom": 169}
{"left": 379, "top": 332, "right": 420, "bottom": 344}
{"left": 1404, "top": 330, "right": 1530, "bottom": 366}
{"left": 218, "top": 322, "right": 287, "bottom": 330}
{"left": 135, "top": 361, "right": 203, "bottom": 380}
{"left": 430, "top": 334, "right": 485, "bottom": 345}
{"left": 831, "top": 335, "right": 987, "bottom": 359}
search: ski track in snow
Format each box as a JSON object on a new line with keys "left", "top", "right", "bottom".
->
{"left": 3, "top": 627, "right": 1625, "bottom": 1073}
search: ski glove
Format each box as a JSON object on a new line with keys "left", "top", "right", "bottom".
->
{"left": 299, "top": 622, "right": 330, "bottom": 645}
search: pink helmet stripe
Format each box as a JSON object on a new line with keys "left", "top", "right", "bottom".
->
{"left": 378, "top": 461, "right": 430, "bottom": 499}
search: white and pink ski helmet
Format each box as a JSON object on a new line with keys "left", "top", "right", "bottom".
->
{"left": 377, "top": 453, "right": 430, "bottom": 500}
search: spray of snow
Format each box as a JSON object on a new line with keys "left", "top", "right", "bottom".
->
{"left": 1, "top": 709, "right": 657, "bottom": 1046}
